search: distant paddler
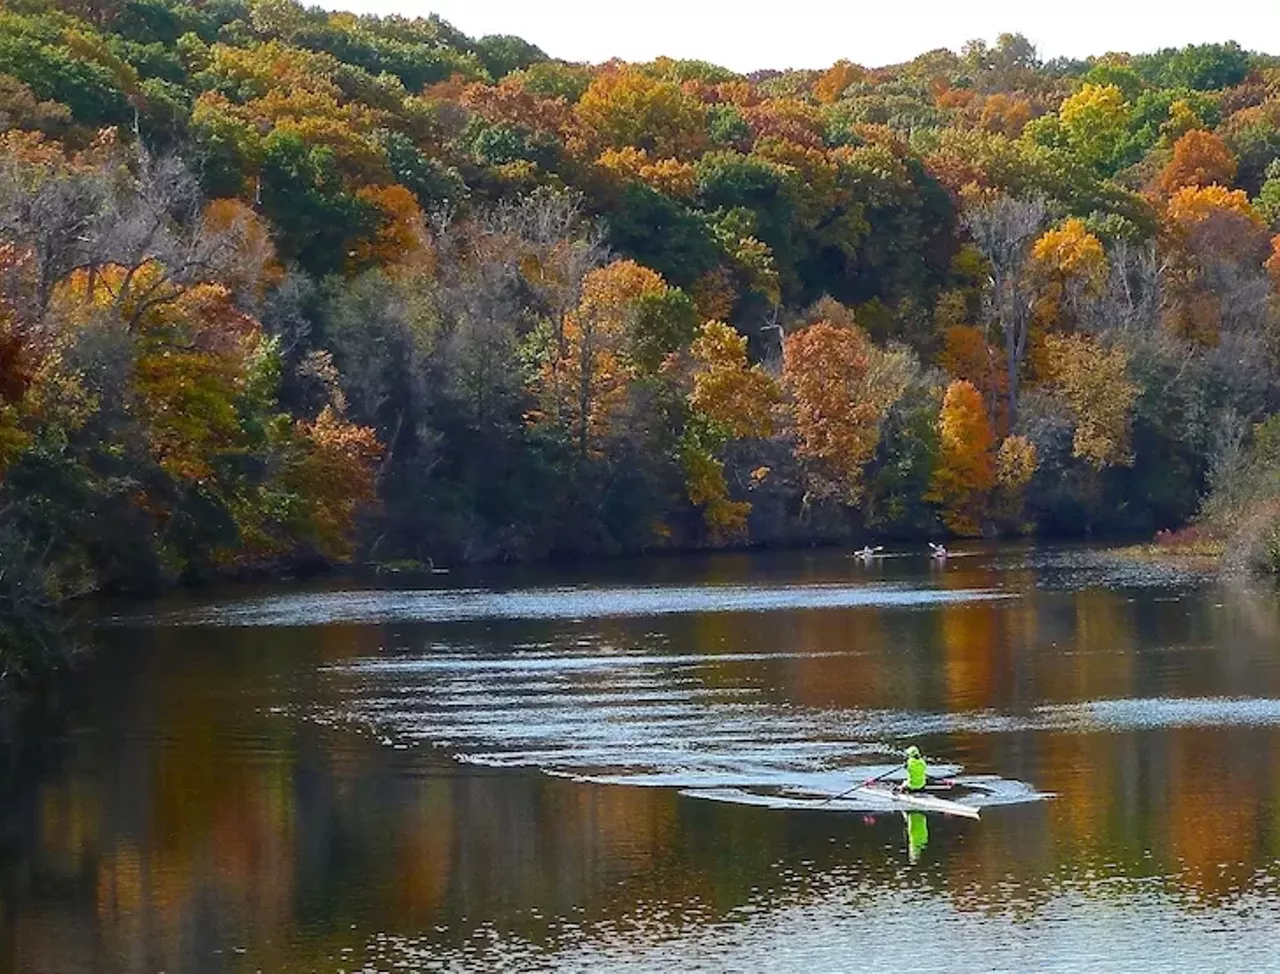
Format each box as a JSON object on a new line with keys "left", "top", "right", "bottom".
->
{"left": 928, "top": 542, "right": 948, "bottom": 561}
{"left": 854, "top": 544, "right": 884, "bottom": 560}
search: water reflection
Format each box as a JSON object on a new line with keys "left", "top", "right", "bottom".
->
{"left": 1, "top": 545, "right": 1278, "bottom": 973}
{"left": 905, "top": 811, "right": 928, "bottom": 864}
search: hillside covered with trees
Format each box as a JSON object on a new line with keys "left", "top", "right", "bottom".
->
{"left": 3, "top": 0, "right": 1280, "bottom": 681}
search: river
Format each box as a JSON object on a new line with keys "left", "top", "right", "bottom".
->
{"left": 2, "top": 544, "right": 1279, "bottom": 972}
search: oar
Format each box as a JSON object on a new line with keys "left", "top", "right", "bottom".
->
{"left": 816, "top": 764, "right": 899, "bottom": 807}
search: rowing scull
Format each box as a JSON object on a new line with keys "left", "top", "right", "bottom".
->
{"left": 860, "top": 783, "right": 980, "bottom": 819}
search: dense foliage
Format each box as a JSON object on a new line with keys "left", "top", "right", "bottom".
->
{"left": 2, "top": 0, "right": 1280, "bottom": 647}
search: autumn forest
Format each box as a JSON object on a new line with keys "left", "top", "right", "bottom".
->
{"left": 3, "top": 1, "right": 1280, "bottom": 682}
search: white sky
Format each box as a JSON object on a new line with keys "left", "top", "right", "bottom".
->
{"left": 323, "top": 0, "right": 1279, "bottom": 72}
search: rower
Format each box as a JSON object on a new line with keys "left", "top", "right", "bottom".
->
{"left": 900, "top": 745, "right": 928, "bottom": 793}
{"left": 928, "top": 542, "right": 948, "bottom": 560}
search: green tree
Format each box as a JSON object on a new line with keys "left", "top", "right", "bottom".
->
{"left": 259, "top": 130, "right": 377, "bottom": 276}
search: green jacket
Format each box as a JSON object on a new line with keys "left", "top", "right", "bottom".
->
{"left": 905, "top": 753, "right": 927, "bottom": 790}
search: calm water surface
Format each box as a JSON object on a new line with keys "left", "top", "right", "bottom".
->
{"left": 3, "top": 545, "right": 1280, "bottom": 973}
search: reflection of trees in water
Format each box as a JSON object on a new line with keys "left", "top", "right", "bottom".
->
{"left": 8, "top": 565, "right": 1280, "bottom": 970}
{"left": 11, "top": 724, "right": 1280, "bottom": 972}
{"left": 1165, "top": 727, "right": 1265, "bottom": 899}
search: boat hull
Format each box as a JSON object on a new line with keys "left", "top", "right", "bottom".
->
{"left": 862, "top": 784, "right": 980, "bottom": 819}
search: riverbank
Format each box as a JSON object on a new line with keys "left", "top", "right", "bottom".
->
{"left": 1113, "top": 509, "right": 1280, "bottom": 578}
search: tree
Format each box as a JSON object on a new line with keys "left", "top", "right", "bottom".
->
{"left": 199, "top": 197, "right": 284, "bottom": 302}
{"left": 927, "top": 379, "right": 996, "bottom": 536}
{"left": 576, "top": 66, "right": 708, "bottom": 160}
{"left": 813, "top": 60, "right": 864, "bottom": 104}
{"left": 993, "top": 432, "right": 1038, "bottom": 529}
{"left": 938, "top": 323, "right": 1007, "bottom": 430}
{"left": 0, "top": 244, "right": 38, "bottom": 476}
{"left": 349, "top": 183, "right": 429, "bottom": 271}
{"left": 1042, "top": 333, "right": 1138, "bottom": 469}
{"left": 1162, "top": 184, "right": 1271, "bottom": 344}
{"left": 279, "top": 406, "right": 382, "bottom": 561}
{"left": 1132, "top": 42, "right": 1249, "bottom": 91}
{"left": 1267, "top": 234, "right": 1280, "bottom": 290}
{"left": 1166, "top": 183, "right": 1267, "bottom": 255}
{"left": 782, "top": 319, "right": 908, "bottom": 505}
{"left": 628, "top": 286, "right": 698, "bottom": 373}
{"left": 258, "top": 130, "right": 377, "bottom": 276}
{"left": 1027, "top": 218, "right": 1108, "bottom": 331}
{"left": 683, "top": 320, "right": 779, "bottom": 540}
{"left": 0, "top": 19, "right": 133, "bottom": 127}
{"left": 961, "top": 193, "right": 1047, "bottom": 430}
{"left": 1157, "top": 130, "right": 1237, "bottom": 196}
{"left": 534, "top": 259, "right": 667, "bottom": 458}
{"left": 1257, "top": 161, "right": 1280, "bottom": 228}
{"left": 0, "top": 73, "right": 72, "bottom": 134}
{"left": 689, "top": 320, "right": 778, "bottom": 439}
{"left": 605, "top": 182, "right": 720, "bottom": 289}
{"left": 472, "top": 34, "right": 546, "bottom": 80}
{"left": 1059, "top": 83, "right": 1130, "bottom": 171}
{"left": 1221, "top": 102, "right": 1280, "bottom": 194}
{"left": 597, "top": 147, "right": 697, "bottom": 199}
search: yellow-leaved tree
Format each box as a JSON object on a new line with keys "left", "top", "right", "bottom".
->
{"left": 1041, "top": 333, "right": 1138, "bottom": 470}
{"left": 575, "top": 67, "right": 708, "bottom": 160}
{"left": 993, "top": 433, "right": 1038, "bottom": 529}
{"left": 1028, "top": 218, "right": 1109, "bottom": 332}
{"left": 1058, "top": 83, "right": 1130, "bottom": 170}
{"left": 683, "top": 320, "right": 780, "bottom": 541}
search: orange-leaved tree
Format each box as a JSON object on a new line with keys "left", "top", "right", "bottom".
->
{"left": 1156, "top": 130, "right": 1238, "bottom": 197}
{"left": 534, "top": 259, "right": 668, "bottom": 458}
{"left": 926, "top": 379, "right": 996, "bottom": 536}
{"left": 1267, "top": 235, "right": 1280, "bottom": 291}
{"left": 199, "top": 198, "right": 285, "bottom": 301}
{"left": 938, "top": 323, "right": 1008, "bottom": 432}
{"left": 1161, "top": 185, "right": 1270, "bottom": 344}
{"left": 350, "top": 184, "right": 431, "bottom": 272}
{"left": 813, "top": 60, "right": 865, "bottom": 104}
{"left": 782, "top": 319, "right": 908, "bottom": 505}
{"left": 279, "top": 406, "right": 383, "bottom": 562}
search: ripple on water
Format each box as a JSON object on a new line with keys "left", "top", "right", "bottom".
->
{"left": 302, "top": 640, "right": 1062, "bottom": 813}
{"left": 352, "top": 880, "right": 1280, "bottom": 973}
{"left": 116, "top": 581, "right": 1015, "bottom": 627}
{"left": 304, "top": 627, "right": 1280, "bottom": 816}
